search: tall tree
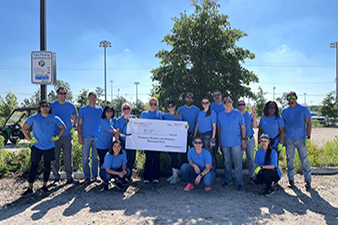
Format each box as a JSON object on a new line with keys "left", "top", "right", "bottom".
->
{"left": 276, "top": 92, "right": 288, "bottom": 109}
{"left": 320, "top": 91, "right": 338, "bottom": 125}
{"left": 76, "top": 89, "right": 89, "bottom": 111}
{"left": 0, "top": 91, "right": 18, "bottom": 117}
{"left": 95, "top": 87, "right": 104, "bottom": 99}
{"left": 254, "top": 87, "right": 267, "bottom": 117}
{"left": 151, "top": 0, "right": 258, "bottom": 107}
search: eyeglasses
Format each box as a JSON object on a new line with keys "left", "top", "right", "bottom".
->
{"left": 213, "top": 93, "right": 221, "bottom": 97}
{"left": 194, "top": 141, "right": 203, "bottom": 145}
{"left": 40, "top": 104, "right": 50, "bottom": 108}
{"left": 201, "top": 101, "right": 209, "bottom": 105}
{"left": 106, "top": 110, "right": 113, "bottom": 113}
{"left": 168, "top": 105, "right": 174, "bottom": 108}
{"left": 150, "top": 103, "right": 157, "bottom": 106}
{"left": 58, "top": 92, "right": 67, "bottom": 95}
{"left": 223, "top": 101, "right": 232, "bottom": 105}
{"left": 238, "top": 103, "right": 245, "bottom": 106}
{"left": 123, "top": 107, "right": 131, "bottom": 110}
{"left": 287, "top": 95, "right": 296, "bottom": 100}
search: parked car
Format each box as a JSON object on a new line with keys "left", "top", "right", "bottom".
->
{"left": 310, "top": 112, "right": 327, "bottom": 124}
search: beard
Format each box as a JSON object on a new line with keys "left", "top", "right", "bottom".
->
{"left": 186, "top": 101, "right": 193, "bottom": 107}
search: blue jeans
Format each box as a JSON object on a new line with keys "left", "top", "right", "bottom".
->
{"left": 180, "top": 163, "right": 216, "bottom": 187}
{"left": 285, "top": 138, "right": 311, "bottom": 182}
{"left": 245, "top": 137, "right": 255, "bottom": 178}
{"left": 100, "top": 167, "right": 131, "bottom": 183}
{"left": 82, "top": 136, "right": 98, "bottom": 179}
{"left": 222, "top": 145, "right": 244, "bottom": 186}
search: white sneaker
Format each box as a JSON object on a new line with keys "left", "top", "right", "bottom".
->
{"left": 153, "top": 179, "right": 159, "bottom": 183}
{"left": 144, "top": 180, "right": 150, "bottom": 184}
{"left": 170, "top": 175, "right": 179, "bottom": 184}
{"left": 166, "top": 175, "right": 175, "bottom": 182}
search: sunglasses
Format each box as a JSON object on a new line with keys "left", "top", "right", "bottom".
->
{"left": 201, "top": 101, "right": 209, "bottom": 105}
{"left": 223, "top": 101, "right": 232, "bottom": 105}
{"left": 238, "top": 103, "right": 245, "bottom": 106}
{"left": 194, "top": 141, "right": 203, "bottom": 145}
{"left": 287, "top": 95, "right": 296, "bottom": 100}
{"left": 168, "top": 105, "right": 174, "bottom": 108}
{"left": 40, "top": 104, "right": 50, "bottom": 108}
{"left": 58, "top": 92, "right": 67, "bottom": 95}
{"left": 123, "top": 107, "right": 131, "bottom": 110}
{"left": 150, "top": 103, "right": 157, "bottom": 106}
{"left": 186, "top": 97, "right": 193, "bottom": 100}
{"left": 213, "top": 93, "right": 221, "bottom": 97}
{"left": 106, "top": 110, "right": 113, "bottom": 113}
{"left": 268, "top": 107, "right": 276, "bottom": 110}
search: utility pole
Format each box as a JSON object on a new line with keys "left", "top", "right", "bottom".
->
{"left": 273, "top": 87, "right": 276, "bottom": 101}
{"left": 110, "top": 80, "right": 113, "bottom": 103}
{"left": 118, "top": 88, "right": 120, "bottom": 98}
{"left": 304, "top": 93, "right": 307, "bottom": 105}
{"left": 330, "top": 41, "right": 338, "bottom": 102}
{"left": 99, "top": 40, "right": 111, "bottom": 106}
{"left": 134, "top": 81, "right": 140, "bottom": 106}
{"left": 40, "top": 0, "right": 47, "bottom": 101}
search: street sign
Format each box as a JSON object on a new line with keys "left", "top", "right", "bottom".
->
{"left": 31, "top": 51, "right": 54, "bottom": 84}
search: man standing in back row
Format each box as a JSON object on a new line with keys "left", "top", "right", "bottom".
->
{"left": 281, "top": 91, "right": 312, "bottom": 189}
{"left": 51, "top": 86, "right": 79, "bottom": 185}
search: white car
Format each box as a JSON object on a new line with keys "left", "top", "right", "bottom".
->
{"left": 310, "top": 112, "right": 327, "bottom": 123}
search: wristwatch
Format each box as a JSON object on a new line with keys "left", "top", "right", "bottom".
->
{"left": 242, "top": 138, "right": 246, "bottom": 141}
{"left": 199, "top": 173, "right": 203, "bottom": 177}
{"left": 306, "top": 136, "right": 310, "bottom": 139}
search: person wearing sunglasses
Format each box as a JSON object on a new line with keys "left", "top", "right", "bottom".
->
{"left": 281, "top": 91, "right": 312, "bottom": 189}
{"left": 21, "top": 100, "right": 66, "bottom": 195}
{"left": 164, "top": 101, "right": 183, "bottom": 184}
{"left": 258, "top": 101, "right": 285, "bottom": 154}
{"left": 50, "top": 86, "right": 79, "bottom": 186}
{"left": 181, "top": 136, "right": 216, "bottom": 192}
{"left": 237, "top": 100, "right": 257, "bottom": 184}
{"left": 177, "top": 92, "right": 200, "bottom": 165}
{"left": 140, "top": 97, "right": 164, "bottom": 184}
{"left": 77, "top": 92, "right": 103, "bottom": 184}
{"left": 194, "top": 97, "right": 217, "bottom": 169}
{"left": 96, "top": 106, "right": 120, "bottom": 170}
{"left": 115, "top": 103, "right": 137, "bottom": 181}
{"left": 210, "top": 90, "right": 225, "bottom": 157}
{"left": 218, "top": 96, "right": 246, "bottom": 190}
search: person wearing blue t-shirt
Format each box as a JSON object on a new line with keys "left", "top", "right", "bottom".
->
{"left": 194, "top": 97, "right": 217, "bottom": 169}
{"left": 115, "top": 102, "right": 137, "bottom": 181}
{"left": 164, "top": 101, "right": 183, "bottom": 184}
{"left": 177, "top": 92, "right": 200, "bottom": 165}
{"left": 237, "top": 100, "right": 257, "bottom": 184}
{"left": 21, "top": 100, "right": 66, "bottom": 196}
{"left": 281, "top": 91, "right": 312, "bottom": 189}
{"left": 77, "top": 92, "right": 103, "bottom": 184}
{"left": 218, "top": 96, "right": 246, "bottom": 190}
{"left": 253, "top": 134, "right": 282, "bottom": 196}
{"left": 140, "top": 97, "right": 164, "bottom": 184}
{"left": 100, "top": 140, "right": 130, "bottom": 190}
{"left": 96, "top": 106, "right": 119, "bottom": 169}
{"left": 181, "top": 136, "right": 216, "bottom": 192}
{"left": 210, "top": 90, "right": 224, "bottom": 158}
{"left": 50, "top": 86, "right": 79, "bottom": 186}
{"left": 258, "top": 101, "right": 285, "bottom": 152}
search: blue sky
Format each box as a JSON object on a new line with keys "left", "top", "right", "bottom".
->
{"left": 0, "top": 0, "right": 337, "bottom": 107}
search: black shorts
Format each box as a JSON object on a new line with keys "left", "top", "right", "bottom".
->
{"left": 30, "top": 146, "right": 55, "bottom": 163}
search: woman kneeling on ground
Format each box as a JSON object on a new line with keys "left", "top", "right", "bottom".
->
{"left": 181, "top": 136, "right": 216, "bottom": 192}
{"left": 253, "top": 134, "right": 282, "bottom": 196}
{"left": 100, "top": 140, "right": 130, "bottom": 190}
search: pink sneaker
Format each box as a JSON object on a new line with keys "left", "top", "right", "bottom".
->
{"left": 184, "top": 183, "right": 194, "bottom": 191}
{"left": 204, "top": 187, "right": 211, "bottom": 192}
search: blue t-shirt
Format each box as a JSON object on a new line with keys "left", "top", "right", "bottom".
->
{"left": 25, "top": 113, "right": 64, "bottom": 150}
{"left": 210, "top": 102, "right": 224, "bottom": 115}
{"left": 78, "top": 105, "right": 103, "bottom": 136}
{"left": 115, "top": 115, "right": 136, "bottom": 143}
{"left": 255, "top": 148, "right": 282, "bottom": 178}
{"left": 218, "top": 109, "right": 245, "bottom": 147}
{"left": 101, "top": 150, "right": 128, "bottom": 171}
{"left": 177, "top": 105, "right": 200, "bottom": 133}
{"left": 187, "top": 148, "right": 213, "bottom": 170}
{"left": 243, "top": 111, "right": 255, "bottom": 138}
{"left": 197, "top": 110, "right": 217, "bottom": 137}
{"left": 281, "top": 104, "right": 311, "bottom": 139}
{"left": 50, "top": 100, "right": 77, "bottom": 136}
{"left": 163, "top": 113, "right": 183, "bottom": 121}
{"left": 259, "top": 115, "right": 285, "bottom": 148}
{"left": 96, "top": 118, "right": 115, "bottom": 149}
{"left": 140, "top": 110, "right": 164, "bottom": 120}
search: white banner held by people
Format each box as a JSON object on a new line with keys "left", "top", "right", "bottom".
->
{"left": 125, "top": 118, "right": 187, "bottom": 153}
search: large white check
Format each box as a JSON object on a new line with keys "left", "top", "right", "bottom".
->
{"left": 125, "top": 118, "right": 188, "bottom": 153}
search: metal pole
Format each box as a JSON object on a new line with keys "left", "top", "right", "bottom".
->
{"left": 134, "top": 82, "right": 140, "bottom": 106}
{"left": 273, "top": 87, "right": 275, "bottom": 101}
{"left": 304, "top": 93, "right": 306, "bottom": 104}
{"left": 104, "top": 46, "right": 107, "bottom": 106}
{"left": 330, "top": 42, "right": 338, "bottom": 102}
{"left": 118, "top": 89, "right": 120, "bottom": 98}
{"left": 40, "top": 0, "right": 47, "bottom": 101}
{"left": 110, "top": 80, "right": 113, "bottom": 103}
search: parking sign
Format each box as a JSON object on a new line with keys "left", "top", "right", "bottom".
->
{"left": 31, "top": 51, "right": 54, "bottom": 84}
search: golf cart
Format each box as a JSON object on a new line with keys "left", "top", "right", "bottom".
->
{"left": 0, "top": 107, "right": 38, "bottom": 145}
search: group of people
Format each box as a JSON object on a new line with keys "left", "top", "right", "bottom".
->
{"left": 21, "top": 87, "right": 312, "bottom": 197}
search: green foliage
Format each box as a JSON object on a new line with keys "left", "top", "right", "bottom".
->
{"left": 134, "top": 150, "right": 145, "bottom": 174}
{"left": 276, "top": 92, "right": 288, "bottom": 109}
{"left": 76, "top": 89, "right": 89, "bottom": 111}
{"left": 320, "top": 91, "right": 338, "bottom": 126}
{"left": 151, "top": 0, "right": 258, "bottom": 108}
{"left": 95, "top": 87, "right": 104, "bottom": 99}
{"left": 312, "top": 120, "right": 322, "bottom": 127}
{"left": 253, "top": 87, "right": 266, "bottom": 117}
{"left": 71, "top": 130, "right": 83, "bottom": 172}
{"left": 0, "top": 91, "right": 18, "bottom": 118}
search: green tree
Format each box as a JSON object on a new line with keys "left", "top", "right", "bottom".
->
{"left": 0, "top": 91, "right": 18, "bottom": 118}
{"left": 254, "top": 87, "right": 267, "bottom": 117}
{"left": 151, "top": 0, "right": 258, "bottom": 108}
{"left": 21, "top": 90, "right": 40, "bottom": 108}
{"left": 276, "top": 92, "right": 288, "bottom": 109}
{"left": 95, "top": 87, "right": 104, "bottom": 99}
{"left": 320, "top": 91, "right": 338, "bottom": 126}
{"left": 76, "top": 89, "right": 89, "bottom": 111}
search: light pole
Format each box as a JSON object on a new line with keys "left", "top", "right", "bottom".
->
{"left": 273, "top": 87, "right": 276, "bottom": 101}
{"left": 330, "top": 41, "right": 338, "bottom": 102}
{"left": 118, "top": 88, "right": 120, "bottom": 98}
{"left": 110, "top": 80, "right": 113, "bottom": 103}
{"left": 134, "top": 81, "right": 140, "bottom": 106}
{"left": 304, "top": 93, "right": 307, "bottom": 105}
{"left": 99, "top": 40, "right": 111, "bottom": 106}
